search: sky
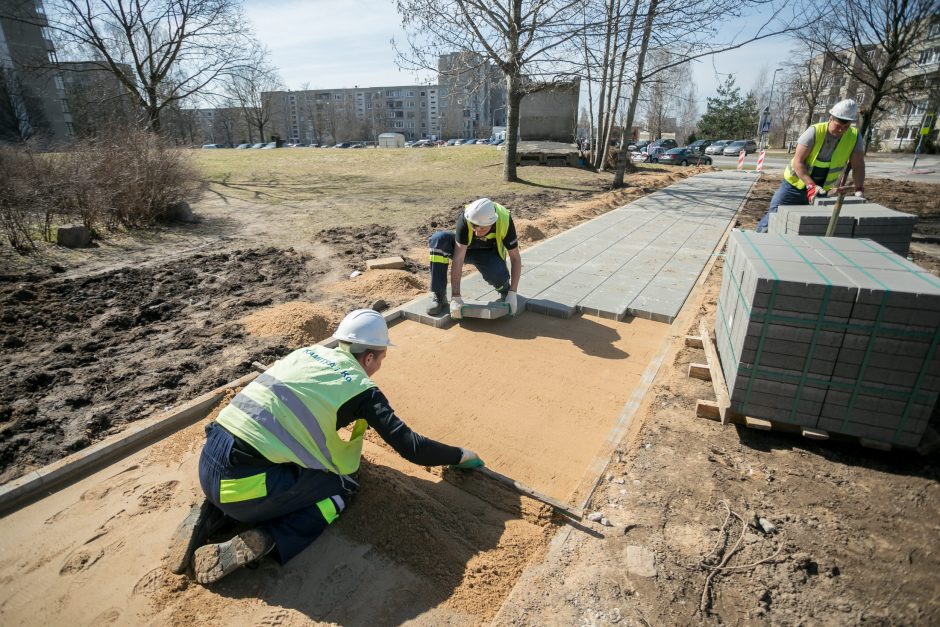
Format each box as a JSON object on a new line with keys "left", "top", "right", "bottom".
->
{"left": 244, "top": 0, "right": 798, "bottom": 109}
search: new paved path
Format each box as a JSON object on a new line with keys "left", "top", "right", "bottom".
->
{"left": 403, "top": 171, "right": 758, "bottom": 326}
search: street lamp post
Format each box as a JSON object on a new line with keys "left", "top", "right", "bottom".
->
{"left": 759, "top": 68, "right": 783, "bottom": 150}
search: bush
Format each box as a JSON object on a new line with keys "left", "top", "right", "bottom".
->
{"left": 0, "top": 130, "right": 200, "bottom": 252}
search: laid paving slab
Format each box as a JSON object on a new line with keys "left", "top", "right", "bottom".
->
{"left": 412, "top": 172, "right": 757, "bottom": 327}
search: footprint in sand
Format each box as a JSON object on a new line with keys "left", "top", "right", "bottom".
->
{"left": 90, "top": 608, "right": 122, "bottom": 624}
{"left": 134, "top": 480, "right": 180, "bottom": 514}
{"left": 259, "top": 609, "right": 292, "bottom": 626}
{"left": 59, "top": 548, "right": 104, "bottom": 575}
{"left": 80, "top": 466, "right": 142, "bottom": 501}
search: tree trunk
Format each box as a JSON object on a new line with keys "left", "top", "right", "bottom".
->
{"left": 612, "top": 0, "right": 658, "bottom": 188}
{"left": 503, "top": 75, "right": 523, "bottom": 182}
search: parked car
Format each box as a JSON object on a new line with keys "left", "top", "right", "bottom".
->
{"left": 722, "top": 139, "right": 757, "bottom": 156}
{"left": 410, "top": 139, "right": 433, "bottom": 148}
{"left": 658, "top": 147, "right": 713, "bottom": 166}
{"left": 350, "top": 142, "right": 366, "bottom": 148}
{"left": 642, "top": 145, "right": 668, "bottom": 163}
{"left": 261, "top": 142, "right": 278, "bottom": 149}
{"left": 234, "top": 143, "right": 251, "bottom": 149}
{"left": 250, "top": 143, "right": 265, "bottom": 149}
{"left": 651, "top": 138, "right": 678, "bottom": 150}
{"left": 334, "top": 142, "right": 353, "bottom": 148}
{"left": 627, "top": 140, "right": 650, "bottom": 152}
{"left": 201, "top": 143, "right": 222, "bottom": 149}
{"left": 446, "top": 138, "right": 459, "bottom": 146}
{"left": 705, "top": 140, "right": 731, "bottom": 155}
{"left": 687, "top": 139, "right": 712, "bottom": 154}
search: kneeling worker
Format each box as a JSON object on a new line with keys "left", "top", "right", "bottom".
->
{"left": 427, "top": 198, "right": 522, "bottom": 319}
{"left": 166, "top": 309, "right": 484, "bottom": 584}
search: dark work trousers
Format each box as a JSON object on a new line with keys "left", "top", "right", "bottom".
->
{"left": 198, "top": 422, "right": 356, "bottom": 564}
{"left": 756, "top": 180, "right": 810, "bottom": 233}
{"left": 428, "top": 230, "right": 510, "bottom": 296}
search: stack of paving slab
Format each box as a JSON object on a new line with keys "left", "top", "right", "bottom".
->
{"left": 768, "top": 202, "right": 917, "bottom": 256}
{"left": 716, "top": 231, "right": 940, "bottom": 449}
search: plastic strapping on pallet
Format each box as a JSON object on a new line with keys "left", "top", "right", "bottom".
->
{"left": 740, "top": 231, "right": 780, "bottom": 416}
{"left": 777, "top": 236, "right": 833, "bottom": 423}
{"left": 855, "top": 238, "right": 940, "bottom": 290}
{"left": 814, "top": 237, "right": 898, "bottom": 439}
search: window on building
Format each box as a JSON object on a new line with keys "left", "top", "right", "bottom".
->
{"left": 408, "top": 90, "right": 415, "bottom": 97}
{"left": 882, "top": 129, "right": 892, "bottom": 140}
{"left": 60, "top": 99, "right": 69, "bottom": 113}
{"left": 53, "top": 75, "right": 64, "bottom": 90}
{"left": 406, "top": 101, "right": 415, "bottom": 107}
{"left": 895, "top": 127, "right": 915, "bottom": 139}
{"left": 335, "top": 94, "right": 343, "bottom": 100}
{"left": 919, "top": 48, "right": 940, "bottom": 65}
{"left": 406, "top": 112, "right": 415, "bottom": 118}
{"left": 904, "top": 101, "right": 929, "bottom": 116}
{"left": 421, "top": 91, "right": 426, "bottom": 96}
{"left": 64, "top": 121, "right": 74, "bottom": 136}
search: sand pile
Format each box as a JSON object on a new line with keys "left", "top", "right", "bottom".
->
{"left": 517, "top": 222, "right": 546, "bottom": 242}
{"left": 326, "top": 269, "right": 427, "bottom": 301}
{"left": 241, "top": 302, "right": 340, "bottom": 347}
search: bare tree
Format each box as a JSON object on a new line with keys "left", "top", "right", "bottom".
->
{"left": 395, "top": 0, "right": 584, "bottom": 181}
{"left": 787, "top": 42, "right": 829, "bottom": 129}
{"left": 798, "top": 0, "right": 936, "bottom": 148}
{"left": 33, "top": 0, "right": 257, "bottom": 133}
{"left": 226, "top": 44, "right": 283, "bottom": 143}
{"left": 609, "top": 0, "right": 802, "bottom": 187}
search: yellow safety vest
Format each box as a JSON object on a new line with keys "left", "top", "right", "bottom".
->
{"left": 216, "top": 345, "right": 374, "bottom": 475}
{"left": 465, "top": 203, "right": 511, "bottom": 260}
{"left": 784, "top": 122, "right": 858, "bottom": 191}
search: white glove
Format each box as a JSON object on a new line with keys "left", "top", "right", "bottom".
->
{"left": 505, "top": 290, "right": 518, "bottom": 316}
{"left": 449, "top": 297, "right": 463, "bottom": 319}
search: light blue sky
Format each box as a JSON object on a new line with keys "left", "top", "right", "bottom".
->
{"left": 244, "top": 0, "right": 797, "bottom": 107}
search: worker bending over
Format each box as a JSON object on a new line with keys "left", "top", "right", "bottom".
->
{"left": 426, "top": 198, "right": 522, "bottom": 318}
{"left": 166, "top": 309, "right": 484, "bottom": 584}
{"left": 756, "top": 99, "right": 866, "bottom": 233}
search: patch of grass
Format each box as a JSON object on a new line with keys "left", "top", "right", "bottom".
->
{"left": 193, "top": 147, "right": 612, "bottom": 229}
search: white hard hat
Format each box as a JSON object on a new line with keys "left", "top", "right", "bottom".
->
{"left": 464, "top": 198, "right": 497, "bottom": 226}
{"left": 829, "top": 99, "right": 859, "bottom": 121}
{"left": 332, "top": 309, "right": 394, "bottom": 350}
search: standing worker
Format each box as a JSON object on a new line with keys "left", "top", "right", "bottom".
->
{"left": 165, "top": 309, "right": 484, "bottom": 584}
{"left": 426, "top": 198, "right": 522, "bottom": 318}
{"left": 756, "top": 99, "right": 866, "bottom": 233}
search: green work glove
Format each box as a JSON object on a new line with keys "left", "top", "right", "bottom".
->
{"left": 453, "top": 448, "right": 485, "bottom": 470}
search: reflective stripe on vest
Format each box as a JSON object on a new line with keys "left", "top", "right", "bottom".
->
{"left": 216, "top": 345, "right": 374, "bottom": 475}
{"left": 784, "top": 123, "right": 858, "bottom": 190}
{"left": 465, "top": 203, "right": 510, "bottom": 259}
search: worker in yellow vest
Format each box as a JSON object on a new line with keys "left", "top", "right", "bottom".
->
{"left": 756, "top": 99, "right": 866, "bottom": 233}
{"left": 165, "top": 309, "right": 484, "bottom": 584}
{"left": 426, "top": 198, "right": 522, "bottom": 318}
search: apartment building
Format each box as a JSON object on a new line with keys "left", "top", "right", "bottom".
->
{"left": 57, "top": 61, "right": 138, "bottom": 137}
{"left": 438, "top": 51, "right": 506, "bottom": 140}
{"left": 784, "top": 16, "right": 939, "bottom": 151}
{"left": 266, "top": 84, "right": 449, "bottom": 144}
{"left": 0, "top": 0, "right": 72, "bottom": 143}
{"left": 879, "top": 19, "right": 940, "bottom": 150}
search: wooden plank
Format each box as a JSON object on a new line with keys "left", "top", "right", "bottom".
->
{"left": 745, "top": 416, "right": 773, "bottom": 430}
{"left": 696, "top": 400, "right": 721, "bottom": 421}
{"left": 688, "top": 363, "right": 711, "bottom": 381}
{"left": 684, "top": 335, "right": 704, "bottom": 349}
{"left": 801, "top": 427, "right": 830, "bottom": 440}
{"left": 699, "top": 319, "right": 731, "bottom": 425}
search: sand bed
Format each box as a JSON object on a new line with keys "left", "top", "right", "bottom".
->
{"left": 0, "top": 313, "right": 670, "bottom": 625}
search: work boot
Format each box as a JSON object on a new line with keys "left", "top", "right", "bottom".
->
{"left": 166, "top": 498, "right": 229, "bottom": 575}
{"left": 426, "top": 292, "right": 446, "bottom": 316}
{"left": 193, "top": 527, "right": 275, "bottom": 585}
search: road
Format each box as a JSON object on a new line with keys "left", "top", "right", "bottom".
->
{"left": 707, "top": 153, "right": 940, "bottom": 184}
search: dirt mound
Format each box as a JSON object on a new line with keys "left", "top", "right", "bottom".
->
{"left": 242, "top": 302, "right": 340, "bottom": 347}
{"left": 517, "top": 222, "right": 546, "bottom": 242}
{"left": 325, "top": 269, "right": 427, "bottom": 301}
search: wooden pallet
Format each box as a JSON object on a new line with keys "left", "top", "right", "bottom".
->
{"left": 686, "top": 319, "right": 940, "bottom": 454}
